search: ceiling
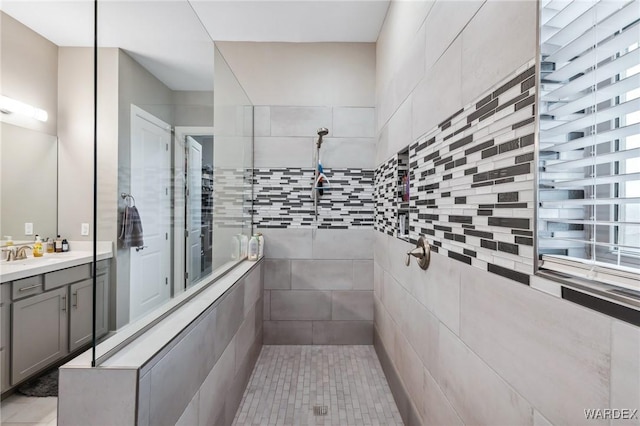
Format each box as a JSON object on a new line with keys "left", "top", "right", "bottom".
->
{"left": 1, "top": 0, "right": 389, "bottom": 91}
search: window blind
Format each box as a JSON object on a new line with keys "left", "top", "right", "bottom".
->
{"left": 538, "top": 0, "right": 640, "bottom": 291}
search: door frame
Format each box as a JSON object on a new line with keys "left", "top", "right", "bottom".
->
{"left": 173, "top": 126, "right": 214, "bottom": 296}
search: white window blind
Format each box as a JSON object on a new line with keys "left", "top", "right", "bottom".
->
{"left": 538, "top": 0, "right": 640, "bottom": 291}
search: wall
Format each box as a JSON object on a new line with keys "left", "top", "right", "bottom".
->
{"left": 58, "top": 262, "right": 263, "bottom": 426}
{"left": 217, "top": 42, "right": 377, "bottom": 344}
{"left": 374, "top": 1, "right": 640, "bottom": 425}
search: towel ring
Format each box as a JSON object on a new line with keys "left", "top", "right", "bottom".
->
{"left": 121, "top": 193, "right": 136, "bottom": 207}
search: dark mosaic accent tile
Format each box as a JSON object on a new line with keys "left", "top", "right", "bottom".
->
{"left": 496, "top": 92, "right": 529, "bottom": 113}
{"left": 515, "top": 94, "right": 535, "bottom": 111}
{"left": 479, "top": 109, "right": 496, "bottom": 122}
{"left": 452, "top": 123, "right": 472, "bottom": 136}
{"left": 498, "top": 192, "right": 519, "bottom": 202}
{"left": 450, "top": 135, "right": 474, "bottom": 151}
{"left": 441, "top": 121, "right": 452, "bottom": 130}
{"left": 409, "top": 142, "right": 419, "bottom": 151}
{"left": 479, "top": 204, "right": 495, "bottom": 209}
{"left": 425, "top": 229, "right": 436, "bottom": 236}
{"left": 562, "top": 287, "right": 640, "bottom": 328}
{"left": 443, "top": 133, "right": 454, "bottom": 141}
{"left": 445, "top": 161, "right": 455, "bottom": 170}
{"left": 481, "top": 239, "right": 497, "bottom": 250}
{"left": 434, "top": 225, "right": 452, "bottom": 232}
{"left": 419, "top": 214, "right": 439, "bottom": 221}
{"left": 468, "top": 98, "right": 499, "bottom": 124}
{"left": 512, "top": 117, "right": 535, "bottom": 130}
{"left": 455, "top": 197, "right": 467, "bottom": 204}
{"left": 515, "top": 236, "right": 534, "bottom": 246}
{"left": 463, "top": 249, "right": 477, "bottom": 258}
{"left": 471, "top": 181, "right": 493, "bottom": 188}
{"left": 494, "top": 202, "right": 528, "bottom": 209}
{"left": 465, "top": 167, "right": 478, "bottom": 176}
{"left": 498, "top": 241, "right": 519, "bottom": 255}
{"left": 454, "top": 234, "right": 466, "bottom": 243}
{"left": 520, "top": 134, "right": 535, "bottom": 147}
{"left": 444, "top": 232, "right": 455, "bottom": 240}
{"left": 431, "top": 245, "right": 439, "bottom": 253}
{"left": 435, "top": 156, "right": 453, "bottom": 166}
{"left": 465, "top": 229, "right": 493, "bottom": 239}
{"left": 443, "top": 174, "right": 453, "bottom": 181}
{"left": 476, "top": 94, "right": 493, "bottom": 109}
{"left": 465, "top": 140, "right": 494, "bottom": 156}
{"left": 473, "top": 163, "right": 530, "bottom": 183}
{"left": 488, "top": 263, "right": 530, "bottom": 285}
{"left": 511, "top": 229, "right": 533, "bottom": 236}
{"left": 424, "top": 150, "right": 440, "bottom": 161}
{"left": 488, "top": 217, "right": 530, "bottom": 229}
{"left": 478, "top": 209, "right": 493, "bottom": 216}
{"left": 449, "top": 215, "right": 473, "bottom": 224}
{"left": 441, "top": 192, "right": 451, "bottom": 197}
{"left": 516, "top": 152, "right": 534, "bottom": 164}
{"left": 493, "top": 65, "right": 535, "bottom": 98}
{"left": 495, "top": 177, "right": 515, "bottom": 185}
{"left": 432, "top": 240, "right": 442, "bottom": 247}
{"left": 499, "top": 139, "right": 520, "bottom": 154}
{"left": 462, "top": 224, "right": 475, "bottom": 229}
{"left": 438, "top": 108, "right": 465, "bottom": 128}
{"left": 426, "top": 137, "right": 437, "bottom": 147}
{"left": 454, "top": 158, "right": 467, "bottom": 167}
{"left": 448, "top": 250, "right": 472, "bottom": 265}
{"left": 481, "top": 146, "right": 498, "bottom": 159}
{"left": 521, "top": 75, "right": 536, "bottom": 92}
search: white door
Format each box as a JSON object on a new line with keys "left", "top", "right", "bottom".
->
{"left": 186, "top": 136, "right": 202, "bottom": 286}
{"left": 130, "top": 105, "right": 171, "bottom": 321}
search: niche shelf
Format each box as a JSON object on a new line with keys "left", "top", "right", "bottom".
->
{"left": 396, "top": 147, "right": 411, "bottom": 241}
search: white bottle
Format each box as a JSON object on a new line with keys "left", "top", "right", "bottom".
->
{"left": 256, "top": 233, "right": 264, "bottom": 258}
{"left": 231, "top": 235, "right": 241, "bottom": 260}
{"left": 248, "top": 235, "right": 259, "bottom": 261}
{"left": 240, "top": 234, "right": 249, "bottom": 258}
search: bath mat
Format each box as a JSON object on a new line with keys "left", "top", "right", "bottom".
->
{"left": 17, "top": 369, "right": 58, "bottom": 397}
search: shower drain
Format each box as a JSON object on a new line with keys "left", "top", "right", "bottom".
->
{"left": 313, "top": 405, "right": 328, "bottom": 416}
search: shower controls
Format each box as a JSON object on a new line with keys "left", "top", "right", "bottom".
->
{"left": 405, "top": 236, "right": 431, "bottom": 270}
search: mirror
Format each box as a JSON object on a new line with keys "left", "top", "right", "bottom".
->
{"left": 0, "top": 11, "right": 59, "bottom": 241}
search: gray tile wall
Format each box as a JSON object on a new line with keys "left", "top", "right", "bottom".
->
{"left": 375, "top": 2, "right": 640, "bottom": 426}
{"left": 139, "top": 263, "right": 264, "bottom": 426}
{"left": 255, "top": 105, "right": 376, "bottom": 345}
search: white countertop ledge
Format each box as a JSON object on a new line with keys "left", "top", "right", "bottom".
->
{"left": 62, "top": 258, "right": 261, "bottom": 370}
{"left": 0, "top": 241, "right": 113, "bottom": 283}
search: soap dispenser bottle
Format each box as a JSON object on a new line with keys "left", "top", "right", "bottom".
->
{"left": 33, "top": 235, "right": 43, "bottom": 257}
{"left": 55, "top": 235, "right": 62, "bottom": 253}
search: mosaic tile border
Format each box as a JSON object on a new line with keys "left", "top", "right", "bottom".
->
{"left": 252, "top": 168, "right": 374, "bottom": 229}
{"left": 375, "top": 60, "right": 537, "bottom": 285}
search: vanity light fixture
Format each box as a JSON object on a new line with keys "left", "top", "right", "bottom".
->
{"left": 0, "top": 95, "right": 48, "bottom": 122}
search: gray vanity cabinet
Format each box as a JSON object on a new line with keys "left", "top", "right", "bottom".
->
{"left": 11, "top": 286, "right": 69, "bottom": 385}
{"left": 69, "top": 271, "right": 108, "bottom": 351}
{"left": 1, "top": 284, "right": 10, "bottom": 392}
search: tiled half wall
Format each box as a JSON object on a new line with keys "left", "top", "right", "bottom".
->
{"left": 375, "top": 60, "right": 537, "bottom": 285}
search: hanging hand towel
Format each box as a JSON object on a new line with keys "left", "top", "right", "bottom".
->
{"left": 119, "top": 205, "right": 144, "bottom": 248}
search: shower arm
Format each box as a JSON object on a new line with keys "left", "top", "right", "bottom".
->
{"left": 313, "top": 128, "right": 329, "bottom": 221}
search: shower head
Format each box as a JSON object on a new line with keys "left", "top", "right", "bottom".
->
{"left": 317, "top": 127, "right": 329, "bottom": 148}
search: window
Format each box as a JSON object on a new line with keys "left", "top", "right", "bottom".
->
{"left": 537, "top": 0, "right": 640, "bottom": 292}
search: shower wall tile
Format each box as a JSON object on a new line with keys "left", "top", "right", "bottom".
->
{"left": 312, "top": 228, "right": 374, "bottom": 260}
{"left": 270, "top": 290, "right": 332, "bottom": 320}
{"left": 253, "top": 137, "right": 313, "bottom": 168}
{"left": 353, "top": 260, "right": 374, "bottom": 290}
{"left": 258, "top": 228, "right": 313, "bottom": 259}
{"left": 320, "top": 137, "right": 376, "bottom": 168}
{"left": 312, "top": 320, "right": 373, "bottom": 344}
{"left": 331, "top": 291, "right": 374, "bottom": 321}
{"left": 264, "top": 259, "right": 291, "bottom": 290}
{"left": 263, "top": 320, "right": 313, "bottom": 344}
{"left": 291, "top": 259, "right": 354, "bottom": 290}
{"left": 375, "top": 60, "right": 537, "bottom": 287}
{"left": 253, "top": 106, "right": 271, "bottom": 137}
{"left": 332, "top": 107, "right": 376, "bottom": 138}
{"left": 269, "top": 106, "right": 332, "bottom": 137}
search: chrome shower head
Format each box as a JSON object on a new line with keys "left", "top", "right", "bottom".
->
{"left": 317, "top": 127, "right": 329, "bottom": 148}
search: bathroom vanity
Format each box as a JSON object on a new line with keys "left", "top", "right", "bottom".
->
{"left": 0, "top": 246, "right": 112, "bottom": 394}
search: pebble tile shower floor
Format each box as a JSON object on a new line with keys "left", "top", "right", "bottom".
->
{"left": 232, "top": 345, "right": 403, "bottom": 426}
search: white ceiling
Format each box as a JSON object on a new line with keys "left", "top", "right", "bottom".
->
{"left": 1, "top": 0, "right": 389, "bottom": 91}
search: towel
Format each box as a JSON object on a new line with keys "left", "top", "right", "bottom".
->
{"left": 119, "top": 205, "right": 144, "bottom": 248}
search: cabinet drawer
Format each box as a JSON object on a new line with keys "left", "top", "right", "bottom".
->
{"left": 44, "top": 264, "right": 91, "bottom": 290}
{"left": 12, "top": 276, "right": 43, "bottom": 300}
{"left": 92, "top": 260, "right": 110, "bottom": 277}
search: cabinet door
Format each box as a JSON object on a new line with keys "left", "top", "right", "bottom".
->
{"left": 1, "top": 284, "right": 10, "bottom": 392}
{"left": 11, "top": 287, "right": 68, "bottom": 385}
{"left": 69, "top": 274, "right": 109, "bottom": 352}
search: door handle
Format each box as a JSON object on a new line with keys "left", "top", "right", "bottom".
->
{"left": 135, "top": 246, "right": 149, "bottom": 252}
{"left": 62, "top": 295, "right": 67, "bottom": 312}
{"left": 72, "top": 291, "right": 78, "bottom": 308}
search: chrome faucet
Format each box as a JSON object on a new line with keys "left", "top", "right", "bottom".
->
{"left": 1, "top": 245, "right": 33, "bottom": 261}
{"left": 2, "top": 247, "right": 17, "bottom": 261}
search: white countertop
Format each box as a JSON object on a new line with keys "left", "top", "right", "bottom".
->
{"left": 0, "top": 241, "right": 113, "bottom": 283}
